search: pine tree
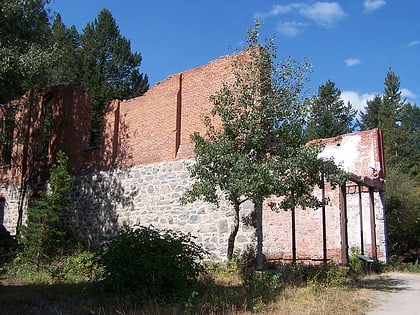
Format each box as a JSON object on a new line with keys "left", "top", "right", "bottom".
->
{"left": 359, "top": 69, "right": 420, "bottom": 259}
{"left": 399, "top": 103, "right": 420, "bottom": 178}
{"left": 358, "top": 95, "right": 382, "bottom": 130}
{"left": 80, "top": 9, "right": 149, "bottom": 146}
{"left": 49, "top": 13, "right": 81, "bottom": 85}
{"left": 306, "top": 80, "right": 356, "bottom": 140}
{"left": 20, "top": 151, "right": 72, "bottom": 268}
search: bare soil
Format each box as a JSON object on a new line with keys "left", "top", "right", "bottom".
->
{"left": 363, "top": 272, "right": 420, "bottom": 315}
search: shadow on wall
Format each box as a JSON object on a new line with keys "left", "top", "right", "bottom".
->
{"left": 65, "top": 100, "right": 135, "bottom": 246}
{"left": 68, "top": 169, "right": 134, "bottom": 246}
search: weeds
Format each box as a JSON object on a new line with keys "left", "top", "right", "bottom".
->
{"left": 4, "top": 243, "right": 413, "bottom": 314}
{"left": 0, "top": 255, "right": 380, "bottom": 314}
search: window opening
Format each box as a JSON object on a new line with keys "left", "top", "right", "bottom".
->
{"left": 40, "top": 95, "right": 53, "bottom": 158}
{"left": 1, "top": 107, "right": 15, "bottom": 167}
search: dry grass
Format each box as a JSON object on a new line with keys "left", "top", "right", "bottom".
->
{"left": 257, "top": 286, "right": 376, "bottom": 315}
{"left": 0, "top": 268, "right": 381, "bottom": 315}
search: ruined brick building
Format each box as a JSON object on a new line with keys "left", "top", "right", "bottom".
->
{"left": 0, "top": 52, "right": 387, "bottom": 263}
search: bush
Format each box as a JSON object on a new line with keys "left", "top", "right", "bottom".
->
{"left": 65, "top": 251, "right": 102, "bottom": 282}
{"left": 349, "top": 247, "right": 363, "bottom": 273}
{"left": 97, "top": 226, "right": 208, "bottom": 301}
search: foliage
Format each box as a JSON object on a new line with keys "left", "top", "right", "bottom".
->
{"left": 384, "top": 165, "right": 420, "bottom": 258}
{"left": 1, "top": 1, "right": 149, "bottom": 237}
{"left": 348, "top": 247, "right": 363, "bottom": 273}
{"left": 19, "top": 151, "right": 73, "bottom": 267}
{"left": 64, "top": 251, "right": 103, "bottom": 282}
{"left": 359, "top": 69, "right": 406, "bottom": 166}
{"left": 49, "top": 13, "right": 82, "bottom": 85}
{"left": 1, "top": 2, "right": 149, "bottom": 149}
{"left": 357, "top": 95, "right": 382, "bottom": 130}
{"left": 182, "top": 23, "right": 345, "bottom": 261}
{"left": 385, "top": 256, "right": 420, "bottom": 272}
{"left": 306, "top": 79, "right": 357, "bottom": 140}
{"left": 358, "top": 69, "right": 420, "bottom": 259}
{"left": 398, "top": 103, "right": 420, "bottom": 179}
{"left": 0, "top": 226, "right": 17, "bottom": 267}
{"left": 0, "top": 258, "right": 374, "bottom": 315}
{"left": 0, "top": 0, "right": 56, "bottom": 103}
{"left": 80, "top": 8, "right": 149, "bottom": 146}
{"left": 97, "top": 226, "right": 208, "bottom": 302}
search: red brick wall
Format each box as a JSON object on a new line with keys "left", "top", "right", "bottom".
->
{"left": 101, "top": 54, "right": 234, "bottom": 168}
{"left": 263, "top": 130, "right": 387, "bottom": 263}
{"left": 0, "top": 53, "right": 236, "bottom": 182}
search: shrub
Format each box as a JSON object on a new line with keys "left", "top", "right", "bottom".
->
{"left": 349, "top": 247, "right": 363, "bottom": 273}
{"left": 65, "top": 251, "right": 102, "bottom": 282}
{"left": 97, "top": 226, "right": 208, "bottom": 301}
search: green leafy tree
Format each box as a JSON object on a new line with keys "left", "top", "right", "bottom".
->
{"left": 19, "top": 151, "right": 72, "bottom": 268}
{"left": 0, "top": 0, "right": 61, "bottom": 236}
{"left": 0, "top": 0, "right": 55, "bottom": 103}
{"left": 182, "top": 25, "right": 345, "bottom": 261}
{"left": 385, "top": 165, "right": 420, "bottom": 259}
{"left": 306, "top": 79, "right": 357, "bottom": 140}
{"left": 80, "top": 9, "right": 149, "bottom": 146}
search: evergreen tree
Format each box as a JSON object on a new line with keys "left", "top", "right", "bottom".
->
{"left": 399, "top": 103, "right": 420, "bottom": 179}
{"left": 306, "top": 80, "right": 356, "bottom": 140}
{"left": 80, "top": 9, "right": 149, "bottom": 146}
{"left": 358, "top": 95, "right": 382, "bottom": 130}
{"left": 49, "top": 13, "right": 81, "bottom": 85}
{"left": 359, "top": 69, "right": 420, "bottom": 259}
{"left": 20, "top": 151, "right": 72, "bottom": 268}
{"left": 359, "top": 69, "right": 405, "bottom": 166}
{"left": 380, "top": 69, "right": 405, "bottom": 166}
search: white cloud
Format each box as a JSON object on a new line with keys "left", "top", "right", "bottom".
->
{"left": 276, "top": 21, "right": 306, "bottom": 37}
{"left": 341, "top": 91, "right": 377, "bottom": 113}
{"left": 340, "top": 89, "right": 417, "bottom": 115}
{"left": 298, "top": 2, "right": 346, "bottom": 27}
{"left": 401, "top": 88, "right": 417, "bottom": 100}
{"left": 408, "top": 40, "right": 419, "bottom": 47}
{"left": 363, "top": 0, "right": 386, "bottom": 13}
{"left": 269, "top": 4, "right": 299, "bottom": 16}
{"left": 344, "top": 58, "right": 361, "bottom": 66}
{"left": 255, "top": 2, "right": 346, "bottom": 30}
{"left": 254, "top": 4, "right": 297, "bottom": 19}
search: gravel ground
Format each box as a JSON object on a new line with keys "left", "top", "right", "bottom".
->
{"left": 366, "top": 272, "right": 420, "bottom": 315}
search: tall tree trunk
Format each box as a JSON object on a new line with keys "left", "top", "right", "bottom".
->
{"left": 16, "top": 95, "right": 34, "bottom": 237}
{"left": 227, "top": 201, "right": 240, "bottom": 261}
{"left": 255, "top": 201, "right": 263, "bottom": 270}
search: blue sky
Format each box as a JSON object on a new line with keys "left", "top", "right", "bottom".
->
{"left": 48, "top": 0, "right": 420, "bottom": 112}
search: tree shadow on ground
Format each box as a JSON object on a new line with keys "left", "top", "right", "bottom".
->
{"left": 353, "top": 273, "right": 412, "bottom": 293}
{"left": 0, "top": 281, "right": 99, "bottom": 315}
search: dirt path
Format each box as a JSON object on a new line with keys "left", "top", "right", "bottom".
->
{"left": 366, "top": 272, "right": 420, "bottom": 315}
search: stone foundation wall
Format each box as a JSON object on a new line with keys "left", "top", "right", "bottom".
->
{"left": 67, "top": 158, "right": 255, "bottom": 261}
{"left": 2, "top": 157, "right": 387, "bottom": 264}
